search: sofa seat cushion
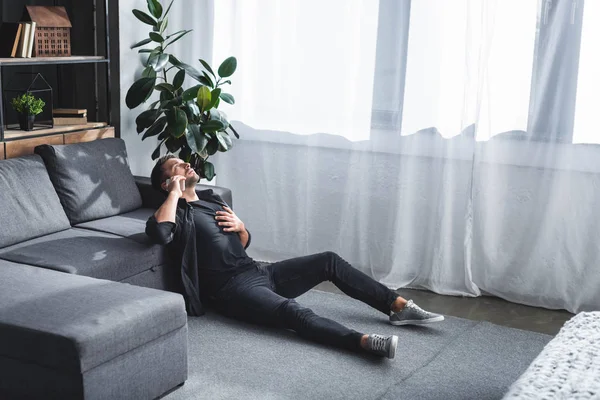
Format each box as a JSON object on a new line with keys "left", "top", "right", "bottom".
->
{"left": 0, "top": 260, "right": 186, "bottom": 373}
{"left": 0, "top": 155, "right": 71, "bottom": 248}
{"left": 74, "top": 208, "right": 154, "bottom": 244}
{"left": 34, "top": 138, "right": 142, "bottom": 225}
{"left": 0, "top": 228, "right": 169, "bottom": 282}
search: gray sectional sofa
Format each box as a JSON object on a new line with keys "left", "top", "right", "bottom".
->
{"left": 0, "top": 138, "right": 231, "bottom": 399}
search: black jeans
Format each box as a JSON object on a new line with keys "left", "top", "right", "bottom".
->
{"left": 210, "top": 251, "right": 398, "bottom": 352}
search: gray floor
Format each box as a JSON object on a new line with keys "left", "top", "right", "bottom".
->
{"left": 315, "top": 282, "right": 574, "bottom": 336}
{"left": 165, "top": 290, "right": 551, "bottom": 400}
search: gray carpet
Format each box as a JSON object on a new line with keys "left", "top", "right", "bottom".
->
{"left": 164, "top": 290, "right": 552, "bottom": 400}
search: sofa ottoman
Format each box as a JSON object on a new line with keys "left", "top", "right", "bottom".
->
{"left": 0, "top": 260, "right": 188, "bottom": 400}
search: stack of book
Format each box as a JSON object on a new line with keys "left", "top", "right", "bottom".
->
{"left": 53, "top": 109, "right": 87, "bottom": 126}
{"left": 0, "top": 22, "right": 37, "bottom": 58}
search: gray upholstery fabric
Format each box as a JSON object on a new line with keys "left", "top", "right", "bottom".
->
{"left": 75, "top": 208, "right": 155, "bottom": 244}
{"left": 0, "top": 228, "right": 169, "bottom": 281}
{"left": 121, "top": 263, "right": 184, "bottom": 294}
{"left": 83, "top": 326, "right": 187, "bottom": 400}
{"left": 0, "top": 155, "right": 71, "bottom": 248}
{"left": 0, "top": 260, "right": 187, "bottom": 374}
{"left": 0, "top": 327, "right": 187, "bottom": 400}
{"left": 34, "top": 138, "right": 142, "bottom": 224}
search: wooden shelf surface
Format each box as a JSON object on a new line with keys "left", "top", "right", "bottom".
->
{"left": 2, "top": 122, "right": 108, "bottom": 140}
{"left": 0, "top": 56, "right": 108, "bottom": 66}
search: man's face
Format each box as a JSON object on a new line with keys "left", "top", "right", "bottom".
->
{"left": 161, "top": 158, "right": 199, "bottom": 190}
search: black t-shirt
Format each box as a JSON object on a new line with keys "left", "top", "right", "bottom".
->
{"left": 189, "top": 199, "right": 255, "bottom": 293}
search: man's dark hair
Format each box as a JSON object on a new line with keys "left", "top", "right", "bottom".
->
{"left": 150, "top": 154, "right": 177, "bottom": 193}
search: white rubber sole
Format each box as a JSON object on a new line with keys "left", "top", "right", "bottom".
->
{"left": 390, "top": 315, "right": 445, "bottom": 326}
{"left": 388, "top": 335, "right": 399, "bottom": 359}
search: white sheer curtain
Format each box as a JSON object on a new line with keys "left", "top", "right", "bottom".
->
{"left": 213, "top": 0, "right": 379, "bottom": 141}
{"left": 209, "top": 0, "right": 600, "bottom": 313}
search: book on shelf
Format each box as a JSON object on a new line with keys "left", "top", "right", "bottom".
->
{"left": 27, "top": 22, "right": 36, "bottom": 57}
{"left": 53, "top": 109, "right": 88, "bottom": 125}
{"left": 53, "top": 116, "right": 88, "bottom": 126}
{"left": 17, "top": 23, "right": 30, "bottom": 58}
{"left": 54, "top": 108, "right": 87, "bottom": 118}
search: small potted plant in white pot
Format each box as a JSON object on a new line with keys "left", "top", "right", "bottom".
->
{"left": 11, "top": 92, "right": 45, "bottom": 131}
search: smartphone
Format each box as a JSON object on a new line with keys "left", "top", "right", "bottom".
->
{"left": 166, "top": 177, "right": 186, "bottom": 191}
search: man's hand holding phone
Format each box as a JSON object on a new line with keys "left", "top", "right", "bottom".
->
{"left": 166, "top": 175, "right": 186, "bottom": 198}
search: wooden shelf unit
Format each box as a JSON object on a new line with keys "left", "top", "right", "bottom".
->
{"left": 2, "top": 125, "right": 114, "bottom": 159}
{"left": 0, "top": 0, "right": 119, "bottom": 151}
{"left": 2, "top": 122, "right": 108, "bottom": 140}
{"left": 0, "top": 56, "right": 107, "bottom": 66}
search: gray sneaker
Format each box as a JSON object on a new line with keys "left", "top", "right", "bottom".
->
{"left": 365, "top": 334, "right": 398, "bottom": 359}
{"left": 390, "top": 300, "right": 445, "bottom": 326}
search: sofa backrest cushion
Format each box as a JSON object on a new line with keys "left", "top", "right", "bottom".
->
{"left": 0, "top": 155, "right": 71, "bottom": 248}
{"left": 34, "top": 138, "right": 142, "bottom": 224}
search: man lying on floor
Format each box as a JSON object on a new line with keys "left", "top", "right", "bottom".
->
{"left": 146, "top": 155, "right": 444, "bottom": 359}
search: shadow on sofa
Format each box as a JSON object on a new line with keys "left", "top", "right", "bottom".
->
{"left": 0, "top": 138, "right": 231, "bottom": 399}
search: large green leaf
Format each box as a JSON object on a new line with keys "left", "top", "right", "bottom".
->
{"left": 183, "top": 102, "right": 200, "bottom": 122}
{"left": 167, "top": 108, "right": 188, "bottom": 138}
{"left": 131, "top": 38, "right": 152, "bottom": 49}
{"left": 202, "top": 72, "right": 214, "bottom": 88}
{"left": 147, "top": 0, "right": 163, "bottom": 19}
{"left": 160, "top": 90, "right": 174, "bottom": 102}
{"left": 173, "top": 69, "right": 185, "bottom": 89}
{"left": 126, "top": 77, "right": 156, "bottom": 109}
{"left": 218, "top": 57, "right": 237, "bottom": 78}
{"left": 169, "top": 55, "right": 204, "bottom": 83}
{"left": 153, "top": 54, "right": 169, "bottom": 71}
{"left": 136, "top": 109, "right": 160, "bottom": 133}
{"left": 149, "top": 32, "right": 164, "bottom": 43}
{"left": 151, "top": 141, "right": 163, "bottom": 160}
{"left": 165, "top": 136, "right": 181, "bottom": 152}
{"left": 155, "top": 82, "right": 175, "bottom": 92}
{"left": 141, "top": 66, "right": 156, "bottom": 78}
{"left": 203, "top": 161, "right": 215, "bottom": 181}
{"left": 159, "top": 17, "right": 168, "bottom": 33}
{"left": 185, "top": 124, "right": 208, "bottom": 153}
{"left": 216, "top": 131, "right": 233, "bottom": 152}
{"left": 207, "top": 88, "right": 221, "bottom": 110}
{"left": 196, "top": 86, "right": 212, "bottom": 112}
{"left": 199, "top": 59, "right": 215, "bottom": 78}
{"left": 148, "top": 100, "right": 160, "bottom": 109}
{"left": 142, "top": 116, "right": 167, "bottom": 140}
{"left": 205, "top": 137, "right": 219, "bottom": 155}
{"left": 146, "top": 50, "right": 160, "bottom": 69}
{"left": 133, "top": 9, "right": 156, "bottom": 26}
{"left": 160, "top": 95, "right": 182, "bottom": 109}
{"left": 182, "top": 85, "right": 201, "bottom": 102}
{"left": 198, "top": 75, "right": 213, "bottom": 87}
{"left": 165, "top": 30, "right": 191, "bottom": 47}
{"left": 209, "top": 108, "right": 229, "bottom": 128}
{"left": 201, "top": 119, "right": 226, "bottom": 133}
{"left": 220, "top": 92, "right": 235, "bottom": 104}
{"left": 165, "top": 30, "right": 186, "bottom": 40}
{"left": 179, "top": 146, "right": 192, "bottom": 162}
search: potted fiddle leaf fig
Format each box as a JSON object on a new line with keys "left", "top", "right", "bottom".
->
{"left": 126, "top": 0, "right": 239, "bottom": 181}
{"left": 11, "top": 92, "right": 45, "bottom": 131}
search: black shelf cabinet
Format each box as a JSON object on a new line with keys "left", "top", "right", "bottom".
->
{"left": 0, "top": 0, "right": 120, "bottom": 142}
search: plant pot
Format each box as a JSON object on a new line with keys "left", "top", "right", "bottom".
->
{"left": 18, "top": 114, "right": 35, "bottom": 131}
